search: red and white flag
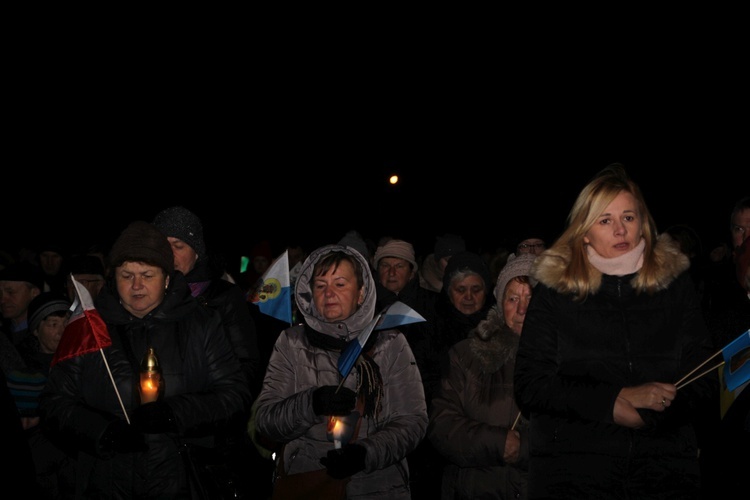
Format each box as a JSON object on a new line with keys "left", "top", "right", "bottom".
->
{"left": 51, "top": 275, "right": 112, "bottom": 366}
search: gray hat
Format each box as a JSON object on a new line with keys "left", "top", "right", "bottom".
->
{"left": 373, "top": 239, "right": 418, "bottom": 272}
{"left": 493, "top": 253, "right": 538, "bottom": 302}
{"left": 153, "top": 206, "right": 207, "bottom": 259}
{"left": 27, "top": 292, "right": 70, "bottom": 333}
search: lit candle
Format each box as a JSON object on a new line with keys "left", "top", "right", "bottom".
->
{"left": 333, "top": 418, "right": 343, "bottom": 449}
{"left": 140, "top": 373, "right": 160, "bottom": 403}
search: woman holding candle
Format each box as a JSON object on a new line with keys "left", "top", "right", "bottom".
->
{"left": 40, "top": 221, "right": 252, "bottom": 499}
{"left": 254, "top": 244, "right": 428, "bottom": 498}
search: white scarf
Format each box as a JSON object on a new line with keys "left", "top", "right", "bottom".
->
{"left": 586, "top": 238, "right": 646, "bottom": 276}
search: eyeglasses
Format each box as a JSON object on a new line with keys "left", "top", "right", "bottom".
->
{"left": 517, "top": 243, "right": 545, "bottom": 251}
{"left": 731, "top": 224, "right": 750, "bottom": 236}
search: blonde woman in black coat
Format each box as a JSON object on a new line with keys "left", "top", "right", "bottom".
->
{"left": 514, "top": 165, "right": 716, "bottom": 499}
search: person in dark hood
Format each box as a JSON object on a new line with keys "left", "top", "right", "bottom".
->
{"left": 514, "top": 165, "right": 716, "bottom": 499}
{"left": 433, "top": 250, "right": 494, "bottom": 380}
{"left": 254, "top": 244, "right": 427, "bottom": 498}
{"left": 40, "top": 221, "right": 252, "bottom": 499}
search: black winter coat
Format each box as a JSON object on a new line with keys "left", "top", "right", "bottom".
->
{"left": 514, "top": 238, "right": 716, "bottom": 499}
{"left": 40, "top": 273, "right": 252, "bottom": 499}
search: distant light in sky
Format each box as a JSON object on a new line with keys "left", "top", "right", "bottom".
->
{"left": 389, "top": 174, "right": 399, "bottom": 185}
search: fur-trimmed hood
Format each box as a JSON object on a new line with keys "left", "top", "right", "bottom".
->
{"left": 468, "top": 307, "right": 519, "bottom": 375}
{"left": 531, "top": 233, "right": 689, "bottom": 295}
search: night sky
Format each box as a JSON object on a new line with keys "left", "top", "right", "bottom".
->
{"left": 8, "top": 58, "right": 747, "bottom": 274}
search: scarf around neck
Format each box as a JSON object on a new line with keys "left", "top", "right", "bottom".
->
{"left": 586, "top": 238, "right": 646, "bottom": 276}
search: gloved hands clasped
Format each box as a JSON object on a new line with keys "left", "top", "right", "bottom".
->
{"left": 131, "top": 401, "right": 177, "bottom": 434}
{"left": 312, "top": 386, "right": 356, "bottom": 416}
{"left": 320, "top": 443, "right": 367, "bottom": 479}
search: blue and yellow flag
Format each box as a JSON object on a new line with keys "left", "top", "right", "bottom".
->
{"left": 249, "top": 250, "right": 292, "bottom": 325}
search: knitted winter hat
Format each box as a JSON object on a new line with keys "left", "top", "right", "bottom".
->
{"left": 442, "top": 251, "right": 492, "bottom": 294}
{"left": 434, "top": 233, "right": 466, "bottom": 260}
{"left": 493, "top": 253, "right": 538, "bottom": 302}
{"left": 152, "top": 206, "right": 207, "bottom": 259}
{"left": 27, "top": 292, "right": 71, "bottom": 333}
{"left": 108, "top": 221, "right": 175, "bottom": 275}
{"left": 0, "top": 261, "right": 45, "bottom": 290}
{"left": 373, "top": 239, "right": 418, "bottom": 272}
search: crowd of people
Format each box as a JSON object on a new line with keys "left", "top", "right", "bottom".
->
{"left": 0, "top": 167, "right": 748, "bottom": 499}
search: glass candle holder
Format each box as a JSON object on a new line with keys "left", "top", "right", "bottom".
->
{"left": 139, "top": 347, "right": 163, "bottom": 404}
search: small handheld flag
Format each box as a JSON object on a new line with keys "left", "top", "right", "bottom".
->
{"left": 337, "top": 301, "right": 426, "bottom": 382}
{"left": 52, "top": 276, "right": 112, "bottom": 367}
{"left": 53, "top": 275, "right": 130, "bottom": 422}
{"left": 722, "top": 329, "right": 750, "bottom": 392}
{"left": 249, "top": 250, "right": 293, "bottom": 325}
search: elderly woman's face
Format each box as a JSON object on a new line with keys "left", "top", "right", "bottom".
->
{"left": 502, "top": 279, "right": 532, "bottom": 335}
{"left": 448, "top": 273, "right": 486, "bottom": 315}
{"left": 115, "top": 261, "right": 169, "bottom": 319}
{"left": 312, "top": 259, "right": 363, "bottom": 322}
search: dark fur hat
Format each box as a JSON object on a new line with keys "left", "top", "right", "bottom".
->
{"left": 108, "top": 221, "right": 174, "bottom": 276}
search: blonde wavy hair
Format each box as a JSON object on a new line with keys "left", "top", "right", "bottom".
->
{"left": 550, "top": 164, "right": 664, "bottom": 300}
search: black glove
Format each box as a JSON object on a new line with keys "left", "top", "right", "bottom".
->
{"left": 320, "top": 443, "right": 366, "bottom": 479}
{"left": 312, "top": 386, "right": 356, "bottom": 416}
{"left": 131, "top": 401, "right": 177, "bottom": 434}
{"left": 100, "top": 420, "right": 148, "bottom": 453}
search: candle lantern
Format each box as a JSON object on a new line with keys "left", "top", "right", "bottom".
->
{"left": 139, "top": 347, "right": 163, "bottom": 404}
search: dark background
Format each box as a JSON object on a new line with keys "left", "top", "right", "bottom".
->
{"left": 6, "top": 39, "right": 747, "bottom": 275}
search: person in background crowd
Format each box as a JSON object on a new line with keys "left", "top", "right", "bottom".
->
{"left": 0, "top": 368, "right": 42, "bottom": 497}
{"left": 514, "top": 164, "right": 716, "bottom": 499}
{"left": 37, "top": 242, "right": 68, "bottom": 295}
{"left": 66, "top": 254, "right": 107, "bottom": 301}
{"left": 514, "top": 233, "right": 547, "bottom": 256}
{"left": 40, "top": 221, "right": 252, "bottom": 498}
{"left": 238, "top": 240, "right": 273, "bottom": 294}
{"left": 1, "top": 262, "right": 45, "bottom": 346}
{"left": 153, "top": 205, "right": 262, "bottom": 395}
{"left": 372, "top": 238, "right": 441, "bottom": 499}
{"left": 339, "top": 229, "right": 375, "bottom": 270}
{"left": 704, "top": 195, "right": 750, "bottom": 316}
{"left": 13, "top": 292, "right": 76, "bottom": 498}
{"left": 433, "top": 250, "right": 494, "bottom": 379}
{"left": 153, "top": 205, "right": 264, "bottom": 498}
{"left": 429, "top": 252, "right": 537, "bottom": 499}
{"left": 419, "top": 233, "right": 466, "bottom": 293}
{"left": 255, "top": 245, "right": 427, "bottom": 498}
{"left": 700, "top": 235, "right": 750, "bottom": 498}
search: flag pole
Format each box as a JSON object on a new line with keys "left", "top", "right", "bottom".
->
{"left": 511, "top": 411, "right": 521, "bottom": 430}
{"left": 674, "top": 349, "right": 723, "bottom": 387}
{"left": 676, "top": 360, "right": 725, "bottom": 390}
{"left": 100, "top": 351, "right": 130, "bottom": 423}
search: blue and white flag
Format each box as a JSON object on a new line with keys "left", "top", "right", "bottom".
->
{"left": 723, "top": 328, "right": 750, "bottom": 392}
{"left": 337, "top": 301, "right": 425, "bottom": 380}
{"left": 374, "top": 301, "right": 426, "bottom": 331}
{"left": 249, "top": 250, "right": 292, "bottom": 325}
